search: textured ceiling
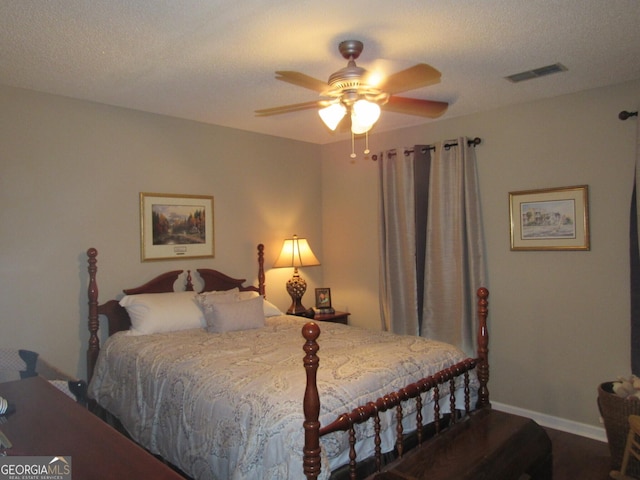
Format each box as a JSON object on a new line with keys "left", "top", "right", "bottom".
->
{"left": 1, "top": 1, "right": 639, "bottom": 144}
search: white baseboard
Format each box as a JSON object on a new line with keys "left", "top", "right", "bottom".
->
{"left": 492, "top": 401, "right": 608, "bottom": 443}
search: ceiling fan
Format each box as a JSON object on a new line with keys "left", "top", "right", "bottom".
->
{"left": 255, "top": 40, "right": 448, "bottom": 136}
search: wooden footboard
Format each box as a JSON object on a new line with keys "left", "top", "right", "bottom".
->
{"left": 302, "top": 288, "right": 490, "bottom": 480}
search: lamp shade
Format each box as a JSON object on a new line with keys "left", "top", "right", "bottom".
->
{"left": 318, "top": 103, "right": 347, "bottom": 131}
{"left": 273, "top": 235, "right": 320, "bottom": 268}
{"left": 351, "top": 99, "right": 381, "bottom": 134}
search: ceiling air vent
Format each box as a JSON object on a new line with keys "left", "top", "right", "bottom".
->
{"left": 505, "top": 63, "right": 567, "bottom": 83}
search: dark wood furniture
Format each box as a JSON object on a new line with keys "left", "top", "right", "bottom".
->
{"left": 0, "top": 376, "right": 184, "bottom": 480}
{"left": 315, "top": 310, "right": 350, "bottom": 324}
{"left": 367, "top": 409, "right": 552, "bottom": 480}
{"left": 86, "top": 245, "right": 498, "bottom": 479}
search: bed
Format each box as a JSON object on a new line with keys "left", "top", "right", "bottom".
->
{"left": 85, "top": 244, "right": 489, "bottom": 480}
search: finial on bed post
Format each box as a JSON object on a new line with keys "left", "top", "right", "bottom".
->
{"left": 257, "top": 244, "right": 265, "bottom": 297}
{"left": 87, "top": 248, "right": 100, "bottom": 382}
{"left": 184, "top": 270, "right": 195, "bottom": 291}
{"left": 302, "top": 322, "right": 322, "bottom": 479}
{"left": 476, "top": 287, "right": 490, "bottom": 408}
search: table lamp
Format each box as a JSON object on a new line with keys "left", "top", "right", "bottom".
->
{"left": 273, "top": 235, "right": 320, "bottom": 314}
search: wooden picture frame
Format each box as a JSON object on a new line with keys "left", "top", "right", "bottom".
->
{"left": 509, "top": 185, "right": 589, "bottom": 251}
{"left": 315, "top": 288, "right": 332, "bottom": 309}
{"left": 140, "top": 192, "right": 214, "bottom": 261}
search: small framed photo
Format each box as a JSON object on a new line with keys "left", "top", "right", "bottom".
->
{"left": 140, "top": 192, "right": 214, "bottom": 261}
{"left": 315, "top": 288, "right": 332, "bottom": 308}
{"left": 509, "top": 185, "right": 589, "bottom": 251}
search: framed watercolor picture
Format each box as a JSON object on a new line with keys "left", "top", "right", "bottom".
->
{"left": 140, "top": 192, "right": 214, "bottom": 261}
{"left": 509, "top": 185, "right": 589, "bottom": 251}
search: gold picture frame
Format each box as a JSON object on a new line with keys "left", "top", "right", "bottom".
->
{"left": 140, "top": 192, "right": 214, "bottom": 261}
{"left": 509, "top": 185, "right": 589, "bottom": 251}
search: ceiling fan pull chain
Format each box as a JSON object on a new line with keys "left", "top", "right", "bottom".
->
{"left": 364, "top": 131, "right": 370, "bottom": 155}
{"left": 350, "top": 132, "right": 357, "bottom": 160}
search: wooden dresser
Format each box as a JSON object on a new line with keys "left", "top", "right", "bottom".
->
{"left": 0, "top": 376, "right": 184, "bottom": 479}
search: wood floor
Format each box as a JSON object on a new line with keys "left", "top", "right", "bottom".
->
{"left": 545, "top": 426, "right": 620, "bottom": 480}
{"left": 167, "top": 424, "right": 624, "bottom": 479}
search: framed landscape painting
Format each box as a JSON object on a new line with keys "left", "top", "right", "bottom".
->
{"left": 509, "top": 185, "right": 589, "bottom": 251}
{"left": 140, "top": 192, "right": 214, "bottom": 261}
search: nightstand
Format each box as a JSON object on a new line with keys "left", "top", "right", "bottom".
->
{"left": 314, "top": 311, "right": 350, "bottom": 325}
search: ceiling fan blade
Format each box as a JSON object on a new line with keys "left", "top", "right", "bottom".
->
{"left": 275, "top": 71, "right": 328, "bottom": 93}
{"left": 378, "top": 64, "right": 442, "bottom": 94}
{"left": 383, "top": 96, "right": 448, "bottom": 118}
{"left": 255, "top": 100, "right": 322, "bottom": 116}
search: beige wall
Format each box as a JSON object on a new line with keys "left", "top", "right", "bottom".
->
{"left": 321, "top": 79, "right": 640, "bottom": 428}
{"left": 0, "top": 85, "right": 323, "bottom": 379}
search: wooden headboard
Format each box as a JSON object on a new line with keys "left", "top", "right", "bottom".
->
{"left": 86, "top": 244, "right": 265, "bottom": 381}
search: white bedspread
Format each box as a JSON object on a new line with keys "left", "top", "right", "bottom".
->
{"left": 89, "top": 315, "right": 476, "bottom": 480}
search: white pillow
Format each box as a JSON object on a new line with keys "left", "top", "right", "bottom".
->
{"left": 237, "top": 290, "right": 284, "bottom": 317}
{"left": 203, "top": 295, "right": 265, "bottom": 333}
{"left": 119, "top": 291, "right": 204, "bottom": 335}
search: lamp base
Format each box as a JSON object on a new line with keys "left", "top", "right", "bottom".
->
{"left": 286, "top": 299, "right": 308, "bottom": 315}
{"left": 285, "top": 274, "right": 308, "bottom": 315}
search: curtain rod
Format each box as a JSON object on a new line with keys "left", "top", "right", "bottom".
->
{"left": 372, "top": 137, "right": 481, "bottom": 161}
{"left": 405, "top": 137, "right": 482, "bottom": 155}
{"left": 619, "top": 110, "right": 638, "bottom": 120}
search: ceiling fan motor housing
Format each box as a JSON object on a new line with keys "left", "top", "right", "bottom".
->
{"left": 327, "top": 40, "right": 386, "bottom": 107}
{"left": 328, "top": 61, "right": 367, "bottom": 97}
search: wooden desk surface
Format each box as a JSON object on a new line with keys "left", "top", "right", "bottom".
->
{"left": 0, "top": 376, "right": 184, "bottom": 480}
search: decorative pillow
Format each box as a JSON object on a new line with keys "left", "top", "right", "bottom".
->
{"left": 237, "top": 290, "right": 285, "bottom": 317}
{"left": 203, "top": 295, "right": 265, "bottom": 333}
{"left": 262, "top": 299, "right": 284, "bottom": 317}
{"left": 204, "top": 287, "right": 240, "bottom": 297}
{"left": 196, "top": 289, "right": 240, "bottom": 310}
{"left": 237, "top": 290, "right": 258, "bottom": 301}
{"left": 119, "top": 291, "right": 205, "bottom": 335}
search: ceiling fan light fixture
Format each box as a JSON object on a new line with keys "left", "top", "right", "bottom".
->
{"left": 350, "top": 114, "right": 369, "bottom": 135}
{"left": 318, "top": 103, "right": 346, "bottom": 131}
{"left": 351, "top": 99, "right": 381, "bottom": 134}
{"left": 259, "top": 40, "right": 448, "bottom": 158}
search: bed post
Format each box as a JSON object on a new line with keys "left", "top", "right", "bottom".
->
{"left": 476, "top": 287, "right": 490, "bottom": 408}
{"left": 257, "top": 243, "right": 265, "bottom": 297}
{"left": 87, "top": 248, "right": 100, "bottom": 382}
{"left": 302, "top": 322, "right": 322, "bottom": 480}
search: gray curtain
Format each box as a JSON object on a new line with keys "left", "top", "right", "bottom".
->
{"left": 378, "top": 138, "right": 487, "bottom": 356}
{"left": 421, "top": 138, "right": 487, "bottom": 356}
{"left": 378, "top": 148, "right": 420, "bottom": 335}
